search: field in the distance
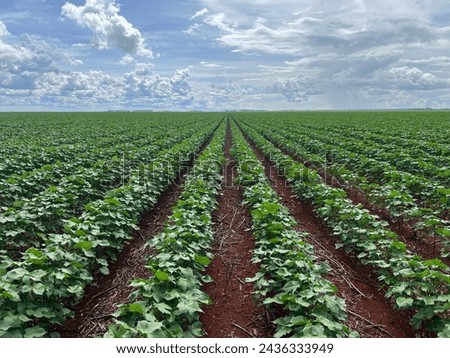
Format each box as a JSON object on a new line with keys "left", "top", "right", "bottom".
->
{"left": 0, "top": 111, "right": 449, "bottom": 338}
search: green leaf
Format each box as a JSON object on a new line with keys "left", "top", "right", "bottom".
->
{"left": 99, "top": 266, "right": 109, "bottom": 275}
{"left": 105, "top": 198, "right": 121, "bottom": 206}
{"left": 396, "top": 297, "right": 414, "bottom": 309}
{"left": 154, "top": 270, "right": 170, "bottom": 282}
{"left": 24, "top": 326, "right": 47, "bottom": 338}
{"left": 75, "top": 230, "right": 87, "bottom": 238}
{"left": 2, "top": 329, "right": 23, "bottom": 338}
{"left": 155, "top": 303, "right": 172, "bottom": 315}
{"left": 67, "top": 285, "right": 83, "bottom": 295}
{"left": 194, "top": 255, "right": 211, "bottom": 266}
{"left": 136, "top": 321, "right": 162, "bottom": 336}
{"left": 73, "top": 241, "right": 93, "bottom": 250}
{"left": 177, "top": 301, "right": 201, "bottom": 315}
{"left": 127, "top": 303, "right": 145, "bottom": 315}
{"left": 32, "top": 283, "right": 46, "bottom": 295}
{"left": 423, "top": 259, "right": 448, "bottom": 269}
{"left": 26, "top": 248, "right": 43, "bottom": 257}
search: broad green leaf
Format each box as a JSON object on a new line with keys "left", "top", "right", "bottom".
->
{"left": 32, "top": 283, "right": 46, "bottom": 295}
{"left": 75, "top": 230, "right": 87, "bottom": 238}
{"left": 73, "top": 241, "right": 93, "bottom": 250}
{"left": 194, "top": 255, "right": 211, "bottom": 266}
{"left": 127, "top": 303, "right": 145, "bottom": 315}
{"left": 99, "top": 266, "right": 110, "bottom": 275}
{"left": 177, "top": 301, "right": 201, "bottom": 315}
{"left": 154, "top": 270, "right": 170, "bottom": 282}
{"left": 136, "top": 321, "right": 163, "bottom": 336}
{"left": 396, "top": 297, "right": 414, "bottom": 309}
{"left": 24, "top": 326, "right": 47, "bottom": 338}
{"left": 155, "top": 303, "right": 172, "bottom": 315}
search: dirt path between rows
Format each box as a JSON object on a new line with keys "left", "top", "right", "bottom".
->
{"left": 199, "top": 120, "right": 272, "bottom": 338}
{"left": 240, "top": 125, "right": 418, "bottom": 338}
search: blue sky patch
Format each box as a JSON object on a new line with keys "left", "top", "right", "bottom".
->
{"left": 1, "top": 0, "right": 450, "bottom": 110}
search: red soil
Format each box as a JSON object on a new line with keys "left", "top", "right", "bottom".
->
{"left": 199, "top": 122, "right": 273, "bottom": 338}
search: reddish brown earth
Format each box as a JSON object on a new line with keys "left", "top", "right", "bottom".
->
{"left": 199, "top": 122, "right": 273, "bottom": 338}
{"left": 242, "top": 130, "right": 419, "bottom": 338}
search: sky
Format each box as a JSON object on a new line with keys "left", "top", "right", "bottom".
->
{"left": 1, "top": 0, "right": 450, "bottom": 111}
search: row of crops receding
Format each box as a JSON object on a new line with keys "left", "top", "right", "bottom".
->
{"left": 0, "top": 111, "right": 449, "bottom": 338}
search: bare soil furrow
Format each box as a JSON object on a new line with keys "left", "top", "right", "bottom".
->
{"left": 199, "top": 121, "right": 272, "bottom": 338}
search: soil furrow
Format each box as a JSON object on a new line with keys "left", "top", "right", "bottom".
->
{"left": 240, "top": 126, "right": 418, "bottom": 338}
{"left": 199, "top": 121, "right": 272, "bottom": 338}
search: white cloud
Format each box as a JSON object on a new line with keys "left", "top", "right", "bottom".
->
{"left": 183, "top": 23, "right": 202, "bottom": 35}
{"left": 120, "top": 54, "right": 134, "bottom": 65}
{"left": 124, "top": 63, "right": 193, "bottom": 106}
{"left": 0, "top": 21, "right": 10, "bottom": 37}
{"left": 385, "top": 66, "right": 449, "bottom": 89}
{"left": 61, "top": 0, "right": 152, "bottom": 57}
{"left": 189, "top": 8, "right": 209, "bottom": 21}
{"left": 0, "top": 19, "right": 193, "bottom": 109}
{"left": 200, "top": 61, "right": 221, "bottom": 68}
{"left": 69, "top": 58, "right": 84, "bottom": 66}
{"left": 34, "top": 70, "right": 123, "bottom": 104}
{"left": 0, "top": 22, "right": 33, "bottom": 64}
{"left": 204, "top": 13, "right": 235, "bottom": 33}
{"left": 187, "top": 0, "right": 450, "bottom": 108}
{"left": 272, "top": 75, "right": 319, "bottom": 102}
{"left": 192, "top": 83, "right": 260, "bottom": 110}
{"left": 400, "top": 56, "right": 450, "bottom": 66}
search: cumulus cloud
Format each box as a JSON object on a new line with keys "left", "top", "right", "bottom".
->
{"left": 61, "top": 0, "right": 152, "bottom": 57}
{"left": 0, "top": 22, "right": 33, "bottom": 65}
{"left": 34, "top": 70, "right": 123, "bottom": 104}
{"left": 69, "top": 58, "right": 84, "bottom": 66}
{"left": 272, "top": 75, "right": 319, "bottom": 102}
{"left": 385, "top": 66, "right": 449, "bottom": 89}
{"left": 183, "top": 23, "right": 202, "bottom": 35}
{"left": 193, "top": 83, "right": 260, "bottom": 110}
{"left": 0, "top": 18, "right": 193, "bottom": 109}
{"left": 124, "top": 63, "right": 193, "bottom": 106}
{"left": 0, "top": 32, "right": 60, "bottom": 92}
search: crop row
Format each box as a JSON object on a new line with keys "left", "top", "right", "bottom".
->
{"left": 0, "top": 127, "right": 167, "bottom": 210}
{"left": 236, "top": 118, "right": 450, "bottom": 337}
{"left": 0, "top": 120, "right": 219, "bottom": 338}
{"left": 240, "top": 118, "right": 450, "bottom": 258}
{"left": 0, "top": 113, "right": 202, "bottom": 180}
{"left": 0, "top": 116, "right": 205, "bottom": 207}
{"left": 299, "top": 119, "right": 450, "bottom": 177}
{"left": 243, "top": 117, "right": 448, "bottom": 214}
{"left": 105, "top": 122, "right": 226, "bottom": 338}
{"left": 230, "top": 121, "right": 357, "bottom": 338}
{"left": 0, "top": 123, "right": 209, "bottom": 258}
